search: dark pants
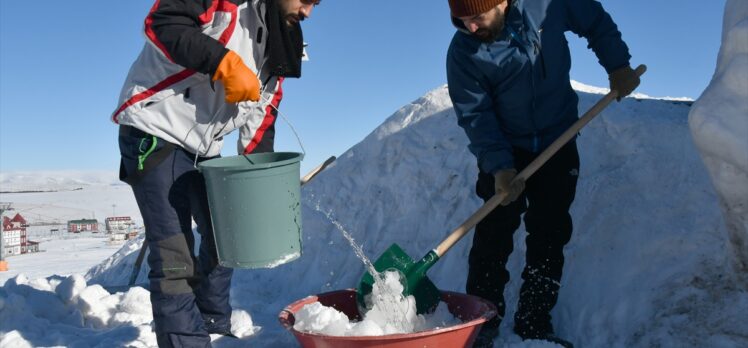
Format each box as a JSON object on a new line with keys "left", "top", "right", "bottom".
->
{"left": 119, "top": 127, "right": 233, "bottom": 348}
{"left": 467, "top": 141, "right": 579, "bottom": 339}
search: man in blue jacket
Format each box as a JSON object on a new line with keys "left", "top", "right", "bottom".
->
{"left": 446, "top": 0, "right": 639, "bottom": 346}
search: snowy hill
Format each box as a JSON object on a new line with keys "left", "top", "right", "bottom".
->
{"left": 0, "top": 171, "right": 140, "bottom": 231}
{"left": 2, "top": 81, "right": 743, "bottom": 347}
{"left": 0, "top": 171, "right": 121, "bottom": 193}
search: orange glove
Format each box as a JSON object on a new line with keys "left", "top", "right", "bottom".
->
{"left": 212, "top": 50, "right": 261, "bottom": 103}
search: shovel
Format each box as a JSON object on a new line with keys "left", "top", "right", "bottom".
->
{"left": 357, "top": 65, "right": 647, "bottom": 314}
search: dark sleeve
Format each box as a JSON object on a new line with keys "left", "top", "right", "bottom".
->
{"left": 563, "top": 0, "right": 631, "bottom": 73}
{"left": 146, "top": 0, "right": 230, "bottom": 75}
{"left": 446, "top": 37, "right": 514, "bottom": 174}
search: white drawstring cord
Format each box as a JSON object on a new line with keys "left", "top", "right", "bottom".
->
{"left": 191, "top": 92, "right": 306, "bottom": 168}
{"left": 191, "top": 102, "right": 227, "bottom": 168}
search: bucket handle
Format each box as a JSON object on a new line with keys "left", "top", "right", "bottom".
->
{"left": 190, "top": 82, "right": 307, "bottom": 168}
{"left": 264, "top": 95, "right": 306, "bottom": 157}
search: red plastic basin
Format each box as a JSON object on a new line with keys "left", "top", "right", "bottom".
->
{"left": 279, "top": 289, "right": 497, "bottom": 347}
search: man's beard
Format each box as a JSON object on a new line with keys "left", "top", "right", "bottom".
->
{"left": 279, "top": 0, "right": 305, "bottom": 27}
{"left": 474, "top": 16, "right": 505, "bottom": 43}
{"left": 285, "top": 14, "right": 304, "bottom": 27}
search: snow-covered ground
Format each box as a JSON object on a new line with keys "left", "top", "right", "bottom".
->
{"left": 1, "top": 3, "right": 746, "bottom": 347}
{"left": 0, "top": 234, "right": 122, "bottom": 284}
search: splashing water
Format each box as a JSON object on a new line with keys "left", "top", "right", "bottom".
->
{"left": 308, "top": 195, "right": 415, "bottom": 332}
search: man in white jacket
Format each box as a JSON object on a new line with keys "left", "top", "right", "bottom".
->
{"left": 112, "top": 1, "right": 319, "bottom": 346}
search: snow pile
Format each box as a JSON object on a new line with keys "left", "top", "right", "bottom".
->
{"left": 0, "top": 272, "right": 258, "bottom": 347}
{"left": 86, "top": 234, "right": 148, "bottom": 287}
{"left": 689, "top": 0, "right": 748, "bottom": 287}
{"left": 293, "top": 270, "right": 460, "bottom": 336}
{"left": 570, "top": 80, "right": 693, "bottom": 102}
{"left": 0, "top": 273, "right": 157, "bottom": 347}
{"left": 79, "top": 81, "right": 743, "bottom": 347}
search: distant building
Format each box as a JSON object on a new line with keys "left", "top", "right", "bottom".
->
{"left": 105, "top": 216, "right": 133, "bottom": 233}
{"left": 109, "top": 226, "right": 141, "bottom": 244}
{"left": 127, "top": 229, "right": 140, "bottom": 240}
{"left": 2, "top": 216, "right": 23, "bottom": 256}
{"left": 23, "top": 240, "right": 39, "bottom": 253}
{"left": 3, "top": 213, "right": 37, "bottom": 256}
{"left": 67, "top": 219, "right": 99, "bottom": 233}
{"left": 109, "top": 233, "right": 127, "bottom": 243}
{"left": 10, "top": 214, "right": 27, "bottom": 228}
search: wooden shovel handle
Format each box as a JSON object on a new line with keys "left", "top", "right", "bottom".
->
{"left": 435, "top": 65, "right": 647, "bottom": 257}
{"left": 300, "top": 156, "right": 336, "bottom": 185}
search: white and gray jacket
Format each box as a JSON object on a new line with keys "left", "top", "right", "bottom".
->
{"left": 112, "top": 0, "right": 297, "bottom": 156}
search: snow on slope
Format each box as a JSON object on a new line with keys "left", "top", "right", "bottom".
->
{"left": 75, "top": 84, "right": 747, "bottom": 347}
{"left": 689, "top": 0, "right": 748, "bottom": 287}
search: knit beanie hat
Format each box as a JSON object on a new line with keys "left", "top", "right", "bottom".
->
{"left": 448, "top": 0, "right": 503, "bottom": 17}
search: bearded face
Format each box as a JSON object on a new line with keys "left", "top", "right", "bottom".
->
{"left": 458, "top": 4, "right": 508, "bottom": 43}
{"left": 475, "top": 9, "right": 506, "bottom": 42}
{"left": 279, "top": 0, "right": 320, "bottom": 27}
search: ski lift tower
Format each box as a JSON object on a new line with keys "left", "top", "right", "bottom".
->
{"left": 0, "top": 202, "right": 13, "bottom": 271}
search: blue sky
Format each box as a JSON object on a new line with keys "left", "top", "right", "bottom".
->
{"left": 0, "top": 0, "right": 726, "bottom": 174}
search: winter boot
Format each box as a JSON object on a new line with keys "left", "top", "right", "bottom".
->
{"left": 204, "top": 317, "right": 236, "bottom": 338}
{"left": 534, "top": 334, "right": 573, "bottom": 348}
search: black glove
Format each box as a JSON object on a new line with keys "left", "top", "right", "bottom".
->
{"left": 609, "top": 65, "right": 640, "bottom": 101}
{"left": 494, "top": 169, "right": 525, "bottom": 206}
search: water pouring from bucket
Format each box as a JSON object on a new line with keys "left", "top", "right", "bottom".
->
{"left": 308, "top": 202, "right": 416, "bottom": 332}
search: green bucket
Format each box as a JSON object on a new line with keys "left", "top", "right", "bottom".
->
{"left": 198, "top": 152, "right": 304, "bottom": 269}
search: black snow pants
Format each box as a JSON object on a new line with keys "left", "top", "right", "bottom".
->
{"left": 466, "top": 141, "right": 579, "bottom": 339}
{"left": 119, "top": 126, "right": 233, "bottom": 348}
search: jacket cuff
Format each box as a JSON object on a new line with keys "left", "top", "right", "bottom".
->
{"left": 480, "top": 150, "right": 514, "bottom": 175}
{"left": 604, "top": 60, "right": 631, "bottom": 75}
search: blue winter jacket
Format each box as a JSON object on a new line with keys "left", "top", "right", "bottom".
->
{"left": 447, "top": 0, "right": 631, "bottom": 175}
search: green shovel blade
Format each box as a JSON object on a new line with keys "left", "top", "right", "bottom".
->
{"left": 356, "top": 243, "right": 442, "bottom": 314}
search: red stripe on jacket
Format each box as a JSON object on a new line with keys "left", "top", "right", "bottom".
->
{"left": 113, "top": 2, "right": 238, "bottom": 123}
{"left": 144, "top": 0, "right": 222, "bottom": 62}
{"left": 243, "top": 78, "right": 284, "bottom": 154}
{"left": 111, "top": 69, "right": 195, "bottom": 123}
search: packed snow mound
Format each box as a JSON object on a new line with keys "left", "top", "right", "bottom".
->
{"left": 570, "top": 80, "right": 693, "bottom": 102}
{"left": 689, "top": 0, "right": 748, "bottom": 287}
{"left": 86, "top": 235, "right": 148, "bottom": 288}
{"left": 0, "top": 273, "right": 259, "bottom": 347}
{"left": 80, "top": 83, "right": 746, "bottom": 346}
